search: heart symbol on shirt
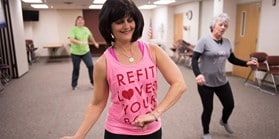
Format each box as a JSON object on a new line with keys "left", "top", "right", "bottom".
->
{"left": 122, "top": 89, "right": 134, "bottom": 100}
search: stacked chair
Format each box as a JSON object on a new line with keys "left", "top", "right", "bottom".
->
{"left": 0, "top": 62, "right": 10, "bottom": 91}
{"left": 262, "top": 55, "right": 279, "bottom": 93}
{"left": 25, "top": 39, "right": 38, "bottom": 64}
{"left": 245, "top": 52, "right": 279, "bottom": 95}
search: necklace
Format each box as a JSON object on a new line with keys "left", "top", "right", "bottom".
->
{"left": 128, "top": 57, "right": 135, "bottom": 63}
{"left": 117, "top": 46, "right": 135, "bottom": 63}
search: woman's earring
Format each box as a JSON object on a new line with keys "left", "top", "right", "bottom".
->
{"left": 111, "top": 34, "right": 115, "bottom": 39}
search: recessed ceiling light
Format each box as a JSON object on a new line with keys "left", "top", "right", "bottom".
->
{"left": 154, "top": 0, "right": 176, "bottom": 5}
{"left": 89, "top": 5, "right": 103, "bottom": 9}
{"left": 31, "top": 4, "right": 48, "bottom": 9}
{"left": 138, "top": 5, "right": 157, "bottom": 10}
{"left": 93, "top": 0, "right": 106, "bottom": 4}
{"left": 22, "top": 0, "right": 42, "bottom": 3}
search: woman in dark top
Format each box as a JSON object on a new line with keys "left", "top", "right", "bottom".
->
{"left": 191, "top": 13, "right": 258, "bottom": 139}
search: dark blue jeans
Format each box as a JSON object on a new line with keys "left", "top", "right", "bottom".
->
{"left": 71, "top": 52, "right": 93, "bottom": 88}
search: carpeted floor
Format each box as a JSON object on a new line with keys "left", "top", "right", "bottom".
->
{"left": 0, "top": 57, "right": 278, "bottom": 139}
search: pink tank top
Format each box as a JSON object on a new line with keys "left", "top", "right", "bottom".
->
{"left": 104, "top": 40, "right": 161, "bottom": 135}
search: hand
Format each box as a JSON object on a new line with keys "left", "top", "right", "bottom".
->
{"left": 247, "top": 59, "right": 259, "bottom": 67}
{"left": 132, "top": 113, "right": 157, "bottom": 129}
{"left": 95, "top": 43, "right": 99, "bottom": 48}
{"left": 195, "top": 74, "right": 205, "bottom": 86}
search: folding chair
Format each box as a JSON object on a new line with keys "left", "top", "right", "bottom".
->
{"left": 244, "top": 52, "right": 268, "bottom": 84}
{"left": 262, "top": 55, "right": 279, "bottom": 92}
{"left": 172, "top": 39, "right": 194, "bottom": 67}
{"left": 0, "top": 64, "right": 10, "bottom": 86}
{"left": 26, "top": 39, "right": 38, "bottom": 64}
{"left": 183, "top": 44, "right": 195, "bottom": 68}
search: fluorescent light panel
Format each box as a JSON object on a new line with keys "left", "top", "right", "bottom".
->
{"left": 22, "top": 0, "right": 42, "bottom": 3}
{"left": 138, "top": 5, "right": 157, "bottom": 10}
{"left": 154, "top": 0, "right": 176, "bottom": 5}
{"left": 31, "top": 4, "right": 48, "bottom": 9}
{"left": 93, "top": 0, "right": 106, "bottom": 4}
{"left": 89, "top": 5, "right": 103, "bottom": 9}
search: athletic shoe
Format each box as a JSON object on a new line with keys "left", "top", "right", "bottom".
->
{"left": 220, "top": 120, "right": 234, "bottom": 134}
{"left": 202, "top": 134, "right": 212, "bottom": 139}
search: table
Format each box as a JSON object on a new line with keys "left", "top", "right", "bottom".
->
{"left": 43, "top": 43, "right": 64, "bottom": 57}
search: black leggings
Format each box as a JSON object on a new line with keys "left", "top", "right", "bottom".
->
{"left": 197, "top": 82, "right": 234, "bottom": 134}
{"left": 104, "top": 128, "right": 162, "bottom": 139}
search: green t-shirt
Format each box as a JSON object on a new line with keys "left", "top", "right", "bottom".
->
{"left": 68, "top": 26, "right": 92, "bottom": 55}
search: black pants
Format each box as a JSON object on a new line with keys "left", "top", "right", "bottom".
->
{"left": 104, "top": 128, "right": 162, "bottom": 139}
{"left": 197, "top": 82, "right": 234, "bottom": 134}
{"left": 71, "top": 52, "right": 93, "bottom": 87}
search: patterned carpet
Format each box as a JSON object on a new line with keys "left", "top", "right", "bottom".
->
{"left": 0, "top": 57, "right": 278, "bottom": 139}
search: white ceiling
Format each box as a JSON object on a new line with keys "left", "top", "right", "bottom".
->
{"left": 21, "top": 0, "right": 196, "bottom": 10}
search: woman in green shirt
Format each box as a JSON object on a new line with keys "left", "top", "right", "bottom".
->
{"left": 68, "top": 16, "right": 99, "bottom": 90}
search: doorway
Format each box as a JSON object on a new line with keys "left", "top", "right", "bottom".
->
{"left": 233, "top": 2, "right": 261, "bottom": 79}
{"left": 174, "top": 13, "right": 183, "bottom": 42}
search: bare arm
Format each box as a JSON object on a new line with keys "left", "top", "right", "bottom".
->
{"left": 151, "top": 44, "right": 187, "bottom": 116}
{"left": 67, "top": 35, "right": 98, "bottom": 47}
{"left": 134, "top": 44, "right": 187, "bottom": 127}
{"left": 61, "top": 55, "right": 109, "bottom": 139}
{"left": 68, "top": 37, "right": 86, "bottom": 45}
{"left": 88, "top": 36, "right": 99, "bottom": 48}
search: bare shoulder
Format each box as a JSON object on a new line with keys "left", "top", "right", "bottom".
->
{"left": 147, "top": 43, "right": 169, "bottom": 60}
{"left": 94, "top": 55, "right": 107, "bottom": 73}
{"left": 148, "top": 43, "right": 160, "bottom": 52}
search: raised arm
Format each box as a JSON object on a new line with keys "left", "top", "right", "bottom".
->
{"left": 88, "top": 35, "right": 99, "bottom": 48}
{"left": 228, "top": 52, "right": 258, "bottom": 67}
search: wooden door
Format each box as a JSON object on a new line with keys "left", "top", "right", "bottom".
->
{"left": 174, "top": 13, "right": 183, "bottom": 42}
{"left": 233, "top": 2, "right": 261, "bottom": 79}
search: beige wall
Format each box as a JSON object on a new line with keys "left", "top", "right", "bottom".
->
{"left": 258, "top": 0, "right": 279, "bottom": 55}
{"left": 22, "top": 0, "right": 279, "bottom": 71}
{"left": 24, "top": 10, "right": 82, "bottom": 57}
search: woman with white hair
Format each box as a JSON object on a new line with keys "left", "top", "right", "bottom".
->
{"left": 191, "top": 13, "right": 258, "bottom": 139}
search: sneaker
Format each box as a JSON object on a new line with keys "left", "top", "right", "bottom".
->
{"left": 72, "top": 86, "right": 77, "bottom": 90}
{"left": 202, "top": 134, "right": 212, "bottom": 139}
{"left": 220, "top": 120, "right": 234, "bottom": 134}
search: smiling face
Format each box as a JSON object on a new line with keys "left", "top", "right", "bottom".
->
{"left": 99, "top": 0, "right": 144, "bottom": 45}
{"left": 212, "top": 20, "right": 228, "bottom": 39}
{"left": 111, "top": 16, "right": 136, "bottom": 43}
{"left": 75, "top": 16, "right": 85, "bottom": 27}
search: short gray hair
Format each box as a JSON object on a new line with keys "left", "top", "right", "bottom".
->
{"left": 210, "top": 13, "right": 230, "bottom": 32}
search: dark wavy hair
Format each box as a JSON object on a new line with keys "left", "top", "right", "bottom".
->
{"left": 99, "top": 0, "right": 144, "bottom": 46}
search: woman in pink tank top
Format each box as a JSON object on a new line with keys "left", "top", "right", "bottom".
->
{"left": 60, "top": 0, "right": 187, "bottom": 139}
